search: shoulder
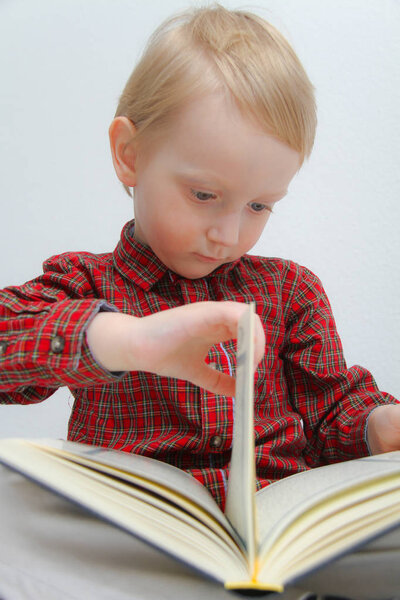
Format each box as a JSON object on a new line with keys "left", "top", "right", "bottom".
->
{"left": 40, "top": 250, "right": 114, "bottom": 295}
{"left": 239, "top": 255, "right": 328, "bottom": 319}
{"left": 43, "top": 250, "right": 113, "bottom": 275}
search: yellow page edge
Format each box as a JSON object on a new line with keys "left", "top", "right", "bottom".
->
{"left": 224, "top": 581, "right": 283, "bottom": 593}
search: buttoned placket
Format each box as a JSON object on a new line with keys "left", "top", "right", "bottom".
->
{"left": 173, "top": 276, "right": 235, "bottom": 493}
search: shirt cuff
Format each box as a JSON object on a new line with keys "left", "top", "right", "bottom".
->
{"left": 341, "top": 406, "right": 377, "bottom": 459}
{"left": 0, "top": 299, "right": 126, "bottom": 389}
{"left": 35, "top": 299, "right": 127, "bottom": 386}
{"left": 363, "top": 408, "right": 375, "bottom": 455}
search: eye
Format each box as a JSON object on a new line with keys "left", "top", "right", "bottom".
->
{"left": 249, "top": 202, "right": 273, "bottom": 214}
{"left": 190, "top": 189, "right": 216, "bottom": 202}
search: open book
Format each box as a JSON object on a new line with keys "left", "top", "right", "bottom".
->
{"left": 0, "top": 304, "right": 399, "bottom": 595}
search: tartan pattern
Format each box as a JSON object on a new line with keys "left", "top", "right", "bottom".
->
{"left": 0, "top": 220, "right": 397, "bottom": 509}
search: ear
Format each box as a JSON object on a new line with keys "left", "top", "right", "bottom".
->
{"left": 108, "top": 117, "right": 138, "bottom": 187}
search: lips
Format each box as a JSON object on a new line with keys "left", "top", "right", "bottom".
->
{"left": 194, "top": 253, "right": 223, "bottom": 263}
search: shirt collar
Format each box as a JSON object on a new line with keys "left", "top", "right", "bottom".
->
{"left": 113, "top": 220, "right": 242, "bottom": 291}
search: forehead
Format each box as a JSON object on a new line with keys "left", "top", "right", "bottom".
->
{"left": 151, "top": 92, "right": 300, "bottom": 194}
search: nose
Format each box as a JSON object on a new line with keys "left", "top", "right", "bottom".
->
{"left": 206, "top": 212, "right": 240, "bottom": 248}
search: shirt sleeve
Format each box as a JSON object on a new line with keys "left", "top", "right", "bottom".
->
{"left": 0, "top": 255, "right": 125, "bottom": 404}
{"left": 281, "top": 264, "right": 398, "bottom": 466}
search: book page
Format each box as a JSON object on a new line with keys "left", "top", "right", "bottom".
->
{"left": 24, "top": 438, "right": 234, "bottom": 535}
{"left": 0, "top": 438, "right": 250, "bottom": 585}
{"left": 29, "top": 439, "right": 243, "bottom": 549}
{"left": 224, "top": 303, "right": 256, "bottom": 574}
{"left": 254, "top": 452, "right": 400, "bottom": 588}
{"left": 256, "top": 452, "right": 400, "bottom": 548}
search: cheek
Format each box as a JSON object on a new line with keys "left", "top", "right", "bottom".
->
{"left": 163, "top": 205, "right": 203, "bottom": 242}
{"left": 241, "top": 214, "right": 270, "bottom": 249}
{"left": 151, "top": 209, "right": 195, "bottom": 252}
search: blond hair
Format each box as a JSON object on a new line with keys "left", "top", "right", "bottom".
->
{"left": 115, "top": 4, "right": 317, "bottom": 196}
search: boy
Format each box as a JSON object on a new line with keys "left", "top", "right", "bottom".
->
{"left": 0, "top": 4, "right": 399, "bottom": 511}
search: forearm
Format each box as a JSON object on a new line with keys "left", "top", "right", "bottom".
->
{"left": 85, "top": 312, "right": 139, "bottom": 372}
{"left": 282, "top": 265, "right": 399, "bottom": 463}
{"left": 304, "top": 378, "right": 397, "bottom": 464}
{"left": 87, "top": 301, "right": 265, "bottom": 397}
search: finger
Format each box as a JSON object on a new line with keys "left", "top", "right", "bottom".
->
{"left": 253, "top": 314, "right": 266, "bottom": 368}
{"left": 195, "top": 303, "right": 265, "bottom": 356}
{"left": 187, "top": 301, "right": 245, "bottom": 342}
{"left": 191, "top": 364, "right": 236, "bottom": 398}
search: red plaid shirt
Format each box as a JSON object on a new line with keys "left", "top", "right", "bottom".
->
{"left": 0, "top": 220, "right": 396, "bottom": 508}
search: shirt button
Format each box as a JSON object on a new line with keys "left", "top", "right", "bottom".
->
{"left": 209, "top": 362, "right": 218, "bottom": 370}
{"left": 210, "top": 435, "right": 223, "bottom": 449}
{"left": 50, "top": 335, "right": 65, "bottom": 354}
{"left": 0, "top": 341, "right": 8, "bottom": 355}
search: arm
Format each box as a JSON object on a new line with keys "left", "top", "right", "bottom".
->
{"left": 281, "top": 265, "right": 398, "bottom": 466}
{"left": 0, "top": 256, "right": 122, "bottom": 403}
{"left": 1, "top": 255, "right": 265, "bottom": 402}
{"left": 86, "top": 301, "right": 265, "bottom": 397}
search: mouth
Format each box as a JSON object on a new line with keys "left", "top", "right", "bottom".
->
{"left": 193, "top": 253, "right": 224, "bottom": 263}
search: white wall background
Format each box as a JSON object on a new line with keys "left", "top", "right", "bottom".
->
{"left": 0, "top": 0, "right": 399, "bottom": 438}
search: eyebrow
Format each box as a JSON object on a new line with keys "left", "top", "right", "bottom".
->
{"left": 175, "top": 168, "right": 227, "bottom": 188}
{"left": 265, "top": 191, "right": 288, "bottom": 201}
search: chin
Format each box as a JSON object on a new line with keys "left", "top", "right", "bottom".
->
{"left": 172, "top": 264, "right": 216, "bottom": 280}
{"left": 179, "top": 270, "right": 212, "bottom": 280}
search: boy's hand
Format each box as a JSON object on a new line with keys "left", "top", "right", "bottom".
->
{"left": 367, "top": 404, "right": 400, "bottom": 454}
{"left": 86, "top": 302, "right": 265, "bottom": 397}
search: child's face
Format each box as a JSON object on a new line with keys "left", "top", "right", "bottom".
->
{"left": 132, "top": 92, "right": 300, "bottom": 279}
